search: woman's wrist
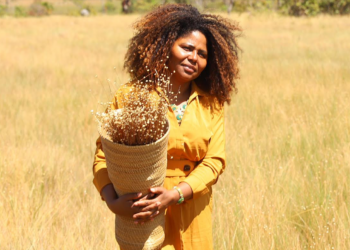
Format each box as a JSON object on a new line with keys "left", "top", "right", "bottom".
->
{"left": 177, "top": 182, "right": 193, "bottom": 201}
{"left": 169, "top": 188, "right": 180, "bottom": 206}
{"left": 173, "top": 186, "right": 185, "bottom": 204}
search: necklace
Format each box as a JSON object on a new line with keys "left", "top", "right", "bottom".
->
{"left": 171, "top": 100, "right": 188, "bottom": 124}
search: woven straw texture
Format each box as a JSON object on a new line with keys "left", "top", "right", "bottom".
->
{"left": 99, "top": 122, "right": 170, "bottom": 250}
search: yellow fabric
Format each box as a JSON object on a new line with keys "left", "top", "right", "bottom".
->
{"left": 92, "top": 82, "right": 226, "bottom": 250}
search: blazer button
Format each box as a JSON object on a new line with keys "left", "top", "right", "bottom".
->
{"left": 184, "top": 165, "right": 191, "bottom": 171}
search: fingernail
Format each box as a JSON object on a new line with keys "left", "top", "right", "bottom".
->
{"left": 150, "top": 188, "right": 155, "bottom": 192}
{"left": 151, "top": 219, "right": 154, "bottom": 221}
{"left": 134, "top": 203, "right": 138, "bottom": 206}
{"left": 138, "top": 192, "right": 142, "bottom": 196}
{"left": 134, "top": 221, "right": 138, "bottom": 224}
{"left": 157, "top": 202, "right": 161, "bottom": 206}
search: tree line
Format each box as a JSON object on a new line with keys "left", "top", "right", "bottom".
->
{"left": 0, "top": 0, "right": 349, "bottom": 16}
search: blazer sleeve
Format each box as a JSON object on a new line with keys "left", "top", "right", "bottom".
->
{"left": 92, "top": 94, "right": 119, "bottom": 194}
{"left": 183, "top": 107, "right": 226, "bottom": 200}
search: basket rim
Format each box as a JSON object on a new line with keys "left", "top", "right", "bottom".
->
{"left": 98, "top": 119, "right": 170, "bottom": 148}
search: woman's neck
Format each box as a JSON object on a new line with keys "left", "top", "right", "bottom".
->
{"left": 169, "top": 81, "right": 191, "bottom": 105}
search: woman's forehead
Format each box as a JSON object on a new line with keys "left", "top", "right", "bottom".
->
{"left": 175, "top": 31, "right": 207, "bottom": 48}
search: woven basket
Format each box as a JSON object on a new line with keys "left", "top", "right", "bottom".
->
{"left": 99, "top": 121, "right": 170, "bottom": 250}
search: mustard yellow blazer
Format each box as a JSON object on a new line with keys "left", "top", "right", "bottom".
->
{"left": 93, "top": 82, "right": 226, "bottom": 250}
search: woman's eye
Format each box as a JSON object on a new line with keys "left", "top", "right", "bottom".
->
{"left": 182, "top": 47, "right": 190, "bottom": 51}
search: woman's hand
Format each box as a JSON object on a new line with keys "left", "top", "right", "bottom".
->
{"left": 132, "top": 187, "right": 180, "bottom": 224}
{"left": 105, "top": 192, "right": 144, "bottom": 217}
{"left": 101, "top": 184, "right": 155, "bottom": 218}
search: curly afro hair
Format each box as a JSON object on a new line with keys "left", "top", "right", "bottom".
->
{"left": 124, "top": 4, "right": 241, "bottom": 105}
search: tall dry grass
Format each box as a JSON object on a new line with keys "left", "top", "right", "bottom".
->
{"left": 0, "top": 14, "right": 349, "bottom": 249}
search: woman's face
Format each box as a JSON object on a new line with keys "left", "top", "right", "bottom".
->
{"left": 168, "top": 30, "right": 208, "bottom": 86}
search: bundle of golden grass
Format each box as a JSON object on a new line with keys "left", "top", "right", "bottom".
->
{"left": 95, "top": 68, "right": 178, "bottom": 145}
{"left": 97, "top": 83, "right": 168, "bottom": 145}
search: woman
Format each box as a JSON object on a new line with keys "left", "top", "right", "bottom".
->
{"left": 93, "top": 4, "right": 241, "bottom": 249}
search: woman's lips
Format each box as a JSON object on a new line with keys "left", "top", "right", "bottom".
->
{"left": 182, "top": 64, "right": 196, "bottom": 73}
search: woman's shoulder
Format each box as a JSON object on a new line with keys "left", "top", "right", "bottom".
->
{"left": 109, "top": 83, "right": 134, "bottom": 110}
{"left": 192, "top": 82, "right": 223, "bottom": 115}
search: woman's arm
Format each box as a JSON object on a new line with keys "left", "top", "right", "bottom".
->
{"left": 92, "top": 93, "right": 119, "bottom": 195}
{"left": 92, "top": 137, "right": 113, "bottom": 195}
{"left": 182, "top": 107, "right": 226, "bottom": 200}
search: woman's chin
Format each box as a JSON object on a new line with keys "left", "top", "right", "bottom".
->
{"left": 176, "top": 72, "right": 198, "bottom": 83}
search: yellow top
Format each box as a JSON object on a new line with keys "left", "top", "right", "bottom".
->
{"left": 92, "top": 81, "right": 226, "bottom": 250}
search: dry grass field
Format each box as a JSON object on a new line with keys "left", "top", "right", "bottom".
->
{"left": 0, "top": 13, "right": 349, "bottom": 250}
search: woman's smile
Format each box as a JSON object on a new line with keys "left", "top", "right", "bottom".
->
{"left": 182, "top": 63, "right": 196, "bottom": 74}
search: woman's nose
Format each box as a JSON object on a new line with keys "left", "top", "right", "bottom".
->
{"left": 188, "top": 51, "right": 198, "bottom": 62}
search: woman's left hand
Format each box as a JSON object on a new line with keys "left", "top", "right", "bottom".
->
{"left": 131, "top": 187, "right": 179, "bottom": 224}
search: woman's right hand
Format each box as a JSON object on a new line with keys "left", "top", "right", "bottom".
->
{"left": 106, "top": 192, "right": 144, "bottom": 217}
{"left": 101, "top": 184, "right": 160, "bottom": 218}
{"left": 101, "top": 184, "right": 142, "bottom": 217}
